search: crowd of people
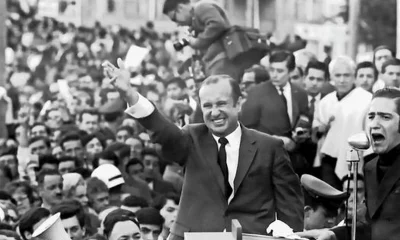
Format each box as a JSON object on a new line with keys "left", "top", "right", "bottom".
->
{"left": 0, "top": 0, "right": 400, "bottom": 240}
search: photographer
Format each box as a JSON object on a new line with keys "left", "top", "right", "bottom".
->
{"left": 162, "top": 0, "right": 242, "bottom": 80}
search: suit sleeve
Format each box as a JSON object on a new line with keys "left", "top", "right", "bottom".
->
{"left": 272, "top": 141, "right": 304, "bottom": 231}
{"left": 191, "top": 3, "right": 229, "bottom": 49}
{"left": 240, "top": 89, "right": 261, "bottom": 129}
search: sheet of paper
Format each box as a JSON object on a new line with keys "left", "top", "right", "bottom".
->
{"left": 125, "top": 45, "right": 150, "bottom": 69}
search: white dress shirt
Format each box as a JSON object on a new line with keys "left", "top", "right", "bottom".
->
{"left": 276, "top": 83, "right": 293, "bottom": 124}
{"left": 212, "top": 124, "right": 242, "bottom": 203}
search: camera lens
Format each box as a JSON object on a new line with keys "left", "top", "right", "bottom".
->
{"left": 173, "top": 38, "right": 189, "bottom": 51}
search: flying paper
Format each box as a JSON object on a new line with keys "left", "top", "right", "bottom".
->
{"left": 125, "top": 45, "right": 150, "bottom": 69}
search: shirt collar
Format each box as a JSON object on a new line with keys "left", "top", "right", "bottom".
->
{"left": 212, "top": 123, "right": 242, "bottom": 147}
{"left": 276, "top": 83, "right": 291, "bottom": 93}
{"left": 308, "top": 93, "right": 321, "bottom": 101}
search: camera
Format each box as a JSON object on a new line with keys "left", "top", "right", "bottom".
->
{"left": 173, "top": 38, "right": 190, "bottom": 51}
{"left": 295, "top": 127, "right": 308, "bottom": 136}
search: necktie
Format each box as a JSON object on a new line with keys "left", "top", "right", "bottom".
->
{"left": 279, "top": 87, "right": 287, "bottom": 109}
{"left": 218, "top": 137, "right": 232, "bottom": 200}
{"left": 309, "top": 96, "right": 316, "bottom": 117}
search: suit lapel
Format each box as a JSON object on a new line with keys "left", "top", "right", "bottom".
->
{"left": 233, "top": 127, "right": 257, "bottom": 193}
{"left": 291, "top": 86, "right": 299, "bottom": 126}
{"left": 364, "top": 157, "right": 379, "bottom": 218}
{"left": 199, "top": 130, "right": 226, "bottom": 199}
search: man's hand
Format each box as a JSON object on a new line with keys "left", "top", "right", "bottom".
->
{"left": 318, "top": 116, "right": 335, "bottom": 134}
{"left": 296, "top": 229, "right": 337, "bottom": 240}
{"left": 102, "top": 58, "right": 139, "bottom": 105}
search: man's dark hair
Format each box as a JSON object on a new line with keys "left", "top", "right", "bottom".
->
{"left": 152, "top": 193, "right": 180, "bottom": 211}
{"left": 166, "top": 77, "right": 187, "bottom": 90}
{"left": 81, "top": 133, "right": 106, "bottom": 148}
{"left": 269, "top": 50, "right": 296, "bottom": 72}
{"left": 373, "top": 88, "right": 400, "bottom": 116}
{"left": 19, "top": 207, "right": 51, "bottom": 240}
{"left": 30, "top": 123, "right": 51, "bottom": 135}
{"left": 98, "top": 150, "right": 120, "bottom": 166}
{"left": 162, "top": 0, "right": 190, "bottom": 15}
{"left": 5, "top": 181, "right": 34, "bottom": 204}
{"left": 125, "top": 158, "right": 144, "bottom": 174}
{"left": 116, "top": 125, "right": 135, "bottom": 136}
{"left": 51, "top": 200, "right": 85, "bottom": 228}
{"left": 373, "top": 45, "right": 394, "bottom": 66}
{"left": 381, "top": 58, "right": 400, "bottom": 74}
{"left": 122, "top": 195, "right": 149, "bottom": 208}
{"left": 243, "top": 65, "right": 269, "bottom": 84}
{"left": 36, "top": 169, "right": 61, "bottom": 186}
{"left": 60, "top": 133, "right": 82, "bottom": 149}
{"left": 142, "top": 148, "right": 159, "bottom": 160}
{"left": 58, "top": 156, "right": 79, "bottom": 166}
{"left": 356, "top": 61, "right": 377, "bottom": 80}
{"left": 340, "top": 173, "right": 365, "bottom": 191}
{"left": 200, "top": 75, "right": 242, "bottom": 104}
{"left": 0, "top": 190, "right": 16, "bottom": 205}
{"left": 305, "top": 61, "right": 329, "bottom": 80}
{"left": 136, "top": 207, "right": 164, "bottom": 228}
{"left": 78, "top": 109, "right": 100, "bottom": 122}
{"left": 103, "top": 209, "right": 139, "bottom": 238}
{"left": 87, "top": 177, "right": 108, "bottom": 200}
{"left": 38, "top": 155, "right": 59, "bottom": 170}
{"left": 28, "top": 136, "right": 51, "bottom": 148}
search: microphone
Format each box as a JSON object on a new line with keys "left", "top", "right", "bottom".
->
{"left": 348, "top": 132, "right": 370, "bottom": 150}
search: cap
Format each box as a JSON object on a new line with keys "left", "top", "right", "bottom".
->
{"left": 136, "top": 207, "right": 164, "bottom": 227}
{"left": 91, "top": 164, "right": 124, "bottom": 189}
{"left": 301, "top": 174, "right": 349, "bottom": 210}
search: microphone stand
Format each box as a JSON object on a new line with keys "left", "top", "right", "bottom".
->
{"left": 347, "top": 148, "right": 360, "bottom": 240}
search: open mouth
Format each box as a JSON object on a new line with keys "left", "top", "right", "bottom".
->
{"left": 371, "top": 133, "right": 385, "bottom": 144}
{"left": 212, "top": 118, "right": 226, "bottom": 125}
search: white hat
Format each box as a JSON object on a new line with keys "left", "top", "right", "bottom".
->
{"left": 91, "top": 164, "right": 124, "bottom": 189}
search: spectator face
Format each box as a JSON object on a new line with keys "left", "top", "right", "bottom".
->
{"left": 42, "top": 163, "right": 58, "bottom": 171}
{"left": 160, "top": 199, "right": 179, "bottom": 230}
{"left": 29, "top": 139, "right": 50, "bottom": 155}
{"left": 185, "top": 78, "right": 198, "bottom": 99}
{"left": 40, "top": 174, "right": 63, "bottom": 207}
{"left": 127, "top": 163, "right": 144, "bottom": 179}
{"left": 382, "top": 64, "right": 400, "bottom": 88}
{"left": 126, "top": 138, "right": 143, "bottom": 159}
{"left": 290, "top": 68, "right": 304, "bottom": 89}
{"left": 31, "top": 125, "right": 48, "bottom": 138}
{"left": 0, "top": 154, "right": 17, "bottom": 179}
{"left": 356, "top": 67, "right": 375, "bottom": 92}
{"left": 109, "top": 220, "right": 141, "bottom": 240}
{"left": 74, "top": 185, "right": 89, "bottom": 209}
{"left": 331, "top": 62, "right": 355, "bottom": 95}
{"left": 91, "top": 192, "right": 109, "bottom": 213}
{"left": 142, "top": 154, "right": 160, "bottom": 181}
{"left": 79, "top": 113, "right": 99, "bottom": 134}
{"left": 79, "top": 75, "right": 96, "bottom": 90}
{"left": 12, "top": 187, "right": 31, "bottom": 216}
{"left": 140, "top": 224, "right": 162, "bottom": 240}
{"left": 61, "top": 215, "right": 85, "bottom": 240}
{"left": 304, "top": 205, "right": 337, "bottom": 230}
{"left": 167, "top": 83, "right": 185, "bottom": 100}
{"left": 375, "top": 49, "right": 392, "bottom": 74}
{"left": 52, "top": 146, "right": 63, "bottom": 159}
{"left": 304, "top": 68, "right": 326, "bottom": 95}
{"left": 59, "top": 160, "right": 76, "bottom": 175}
{"left": 342, "top": 179, "right": 365, "bottom": 216}
{"left": 269, "top": 61, "right": 290, "bottom": 87}
{"left": 199, "top": 79, "right": 241, "bottom": 137}
{"left": 241, "top": 72, "right": 256, "bottom": 93}
{"left": 46, "top": 109, "right": 63, "bottom": 130}
{"left": 116, "top": 129, "right": 131, "bottom": 143}
{"left": 63, "top": 140, "right": 84, "bottom": 160}
{"left": 85, "top": 137, "right": 103, "bottom": 157}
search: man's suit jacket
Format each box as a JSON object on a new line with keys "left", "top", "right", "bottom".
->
{"left": 332, "top": 154, "right": 400, "bottom": 240}
{"left": 240, "top": 81, "right": 309, "bottom": 138}
{"left": 136, "top": 108, "right": 304, "bottom": 238}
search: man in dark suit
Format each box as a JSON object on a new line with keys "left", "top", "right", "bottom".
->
{"left": 298, "top": 87, "right": 400, "bottom": 240}
{"left": 241, "top": 51, "right": 309, "bottom": 174}
{"left": 102, "top": 59, "right": 304, "bottom": 240}
{"left": 162, "top": 0, "right": 244, "bottom": 80}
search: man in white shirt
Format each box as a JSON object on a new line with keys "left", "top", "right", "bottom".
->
{"left": 102, "top": 59, "right": 304, "bottom": 240}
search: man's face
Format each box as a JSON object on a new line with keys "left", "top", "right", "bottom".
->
{"left": 375, "top": 49, "right": 392, "bottom": 73}
{"left": 356, "top": 67, "right": 375, "bottom": 92}
{"left": 367, "top": 97, "right": 400, "bottom": 154}
{"left": 160, "top": 199, "right": 179, "bottom": 230}
{"left": 79, "top": 113, "right": 99, "bottom": 134}
{"left": 12, "top": 188, "right": 31, "bottom": 216}
{"left": 116, "top": 129, "right": 131, "bottom": 143}
{"left": 167, "top": 4, "right": 191, "bottom": 26}
{"left": 63, "top": 140, "right": 84, "bottom": 159}
{"left": 343, "top": 179, "right": 365, "bottom": 216}
{"left": 40, "top": 174, "right": 63, "bottom": 207}
{"left": 304, "top": 68, "right": 326, "bottom": 95}
{"left": 290, "top": 68, "right": 304, "bottom": 89}
{"left": 304, "top": 205, "right": 337, "bottom": 230}
{"left": 185, "top": 78, "right": 198, "bottom": 99}
{"left": 269, "top": 61, "right": 290, "bottom": 87}
{"left": 58, "top": 160, "right": 76, "bottom": 175}
{"left": 90, "top": 192, "right": 109, "bottom": 213}
{"left": 127, "top": 163, "right": 144, "bottom": 180}
{"left": 167, "top": 83, "right": 185, "bottom": 100}
{"left": 46, "top": 109, "right": 63, "bottom": 129}
{"left": 109, "top": 221, "right": 141, "bottom": 240}
{"left": 61, "top": 215, "right": 85, "bottom": 240}
{"left": 382, "top": 65, "right": 400, "bottom": 88}
{"left": 143, "top": 155, "right": 160, "bottom": 181}
{"left": 199, "top": 80, "right": 240, "bottom": 137}
{"left": 79, "top": 75, "right": 96, "bottom": 90}
{"left": 74, "top": 185, "right": 89, "bottom": 209}
{"left": 85, "top": 137, "right": 103, "bottom": 157}
{"left": 126, "top": 138, "right": 143, "bottom": 159}
{"left": 140, "top": 224, "right": 162, "bottom": 240}
{"left": 0, "top": 154, "right": 17, "bottom": 178}
{"left": 29, "top": 139, "right": 50, "bottom": 155}
{"left": 241, "top": 72, "right": 256, "bottom": 93}
{"left": 31, "top": 125, "right": 48, "bottom": 138}
{"left": 331, "top": 62, "right": 355, "bottom": 94}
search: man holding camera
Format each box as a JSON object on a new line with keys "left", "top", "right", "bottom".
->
{"left": 163, "top": 0, "right": 243, "bottom": 80}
